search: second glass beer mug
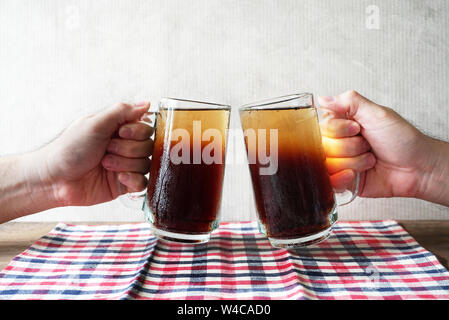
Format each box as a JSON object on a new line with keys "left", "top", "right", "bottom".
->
{"left": 239, "top": 93, "right": 359, "bottom": 248}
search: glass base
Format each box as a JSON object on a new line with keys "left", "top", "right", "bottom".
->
{"left": 149, "top": 225, "right": 211, "bottom": 244}
{"left": 262, "top": 202, "right": 337, "bottom": 249}
{"left": 268, "top": 226, "right": 333, "bottom": 249}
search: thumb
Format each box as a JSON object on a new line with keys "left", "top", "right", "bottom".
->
{"left": 318, "top": 90, "right": 389, "bottom": 125}
{"left": 91, "top": 101, "right": 150, "bottom": 137}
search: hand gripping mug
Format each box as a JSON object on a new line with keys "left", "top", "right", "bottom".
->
{"left": 239, "top": 93, "right": 359, "bottom": 248}
{"left": 121, "top": 98, "right": 231, "bottom": 244}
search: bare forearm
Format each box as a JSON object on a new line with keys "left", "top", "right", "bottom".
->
{"left": 417, "top": 137, "right": 449, "bottom": 207}
{"left": 0, "top": 150, "right": 58, "bottom": 223}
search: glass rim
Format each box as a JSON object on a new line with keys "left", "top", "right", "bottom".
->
{"left": 239, "top": 93, "right": 313, "bottom": 111}
{"left": 160, "top": 97, "right": 231, "bottom": 110}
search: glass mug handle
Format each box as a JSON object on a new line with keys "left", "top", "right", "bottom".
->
{"left": 334, "top": 172, "right": 360, "bottom": 206}
{"left": 118, "top": 187, "right": 147, "bottom": 210}
{"left": 117, "top": 107, "right": 156, "bottom": 210}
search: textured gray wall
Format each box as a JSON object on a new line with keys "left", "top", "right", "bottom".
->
{"left": 0, "top": 0, "right": 448, "bottom": 221}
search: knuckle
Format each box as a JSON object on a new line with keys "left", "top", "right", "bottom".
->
{"left": 373, "top": 106, "right": 392, "bottom": 121}
{"left": 116, "top": 102, "right": 128, "bottom": 110}
{"left": 79, "top": 115, "right": 96, "bottom": 130}
{"left": 345, "top": 90, "right": 360, "bottom": 99}
{"left": 81, "top": 113, "right": 95, "bottom": 121}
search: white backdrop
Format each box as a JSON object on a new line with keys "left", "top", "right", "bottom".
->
{"left": 0, "top": 0, "right": 448, "bottom": 221}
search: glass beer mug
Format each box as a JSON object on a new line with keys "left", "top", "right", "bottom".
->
{"left": 239, "top": 93, "right": 359, "bottom": 248}
{"left": 121, "top": 98, "right": 231, "bottom": 244}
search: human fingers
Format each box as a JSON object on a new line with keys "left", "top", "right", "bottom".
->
{"left": 101, "top": 154, "right": 151, "bottom": 174}
{"left": 320, "top": 118, "right": 361, "bottom": 138}
{"left": 326, "top": 152, "right": 376, "bottom": 175}
{"left": 90, "top": 101, "right": 151, "bottom": 138}
{"left": 118, "top": 120, "right": 154, "bottom": 141}
{"left": 106, "top": 138, "right": 153, "bottom": 158}
{"left": 322, "top": 136, "right": 371, "bottom": 157}
{"left": 329, "top": 169, "right": 357, "bottom": 192}
{"left": 318, "top": 91, "right": 390, "bottom": 125}
{"left": 117, "top": 172, "right": 148, "bottom": 193}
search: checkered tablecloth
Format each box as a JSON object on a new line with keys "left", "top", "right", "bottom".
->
{"left": 0, "top": 220, "right": 448, "bottom": 300}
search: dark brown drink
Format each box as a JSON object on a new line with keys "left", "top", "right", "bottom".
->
{"left": 145, "top": 107, "right": 230, "bottom": 236}
{"left": 240, "top": 106, "right": 336, "bottom": 241}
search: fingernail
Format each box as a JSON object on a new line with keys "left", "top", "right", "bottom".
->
{"left": 103, "top": 156, "right": 115, "bottom": 168}
{"left": 342, "top": 170, "right": 355, "bottom": 181}
{"left": 348, "top": 122, "right": 360, "bottom": 134}
{"left": 119, "top": 127, "right": 132, "bottom": 138}
{"left": 365, "top": 153, "right": 376, "bottom": 167}
{"left": 120, "top": 173, "right": 130, "bottom": 183}
{"left": 107, "top": 141, "right": 118, "bottom": 153}
{"left": 363, "top": 139, "right": 371, "bottom": 150}
{"left": 319, "top": 96, "right": 335, "bottom": 103}
{"left": 135, "top": 101, "right": 149, "bottom": 107}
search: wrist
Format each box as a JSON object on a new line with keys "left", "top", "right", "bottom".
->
{"left": 0, "top": 149, "right": 61, "bottom": 222}
{"left": 24, "top": 148, "right": 62, "bottom": 209}
{"left": 416, "top": 136, "right": 449, "bottom": 206}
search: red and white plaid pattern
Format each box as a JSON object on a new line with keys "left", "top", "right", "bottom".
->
{"left": 0, "top": 220, "right": 448, "bottom": 300}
